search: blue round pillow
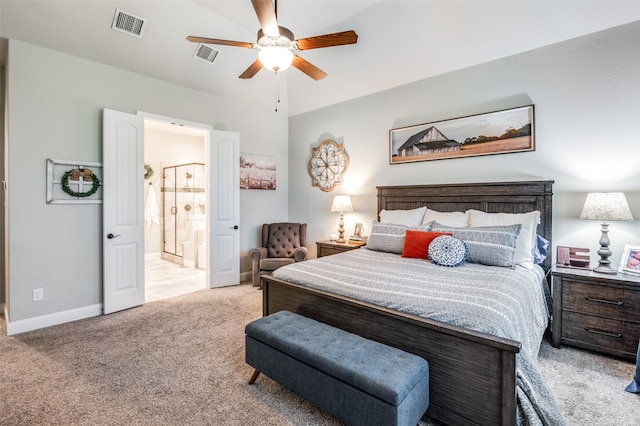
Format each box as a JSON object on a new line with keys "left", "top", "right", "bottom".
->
{"left": 428, "top": 235, "right": 466, "bottom": 267}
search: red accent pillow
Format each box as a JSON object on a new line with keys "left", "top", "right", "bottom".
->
{"left": 401, "top": 230, "right": 453, "bottom": 259}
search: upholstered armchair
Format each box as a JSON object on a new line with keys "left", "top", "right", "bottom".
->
{"left": 249, "top": 223, "right": 308, "bottom": 287}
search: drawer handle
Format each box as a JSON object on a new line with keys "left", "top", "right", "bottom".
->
{"left": 585, "top": 296, "right": 623, "bottom": 306}
{"left": 585, "top": 327, "right": 622, "bottom": 338}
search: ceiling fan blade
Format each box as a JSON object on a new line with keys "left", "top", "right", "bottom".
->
{"left": 291, "top": 55, "right": 327, "bottom": 81}
{"left": 251, "top": 0, "right": 279, "bottom": 37}
{"left": 239, "top": 59, "right": 264, "bottom": 79}
{"left": 187, "top": 36, "right": 254, "bottom": 49}
{"left": 295, "top": 30, "right": 358, "bottom": 50}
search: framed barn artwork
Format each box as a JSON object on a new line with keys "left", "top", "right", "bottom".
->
{"left": 389, "top": 105, "right": 534, "bottom": 164}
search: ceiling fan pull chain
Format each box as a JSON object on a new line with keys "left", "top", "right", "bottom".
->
{"left": 274, "top": 69, "right": 281, "bottom": 112}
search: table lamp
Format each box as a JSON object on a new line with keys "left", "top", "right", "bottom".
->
{"left": 331, "top": 195, "right": 353, "bottom": 243}
{"left": 580, "top": 192, "right": 634, "bottom": 274}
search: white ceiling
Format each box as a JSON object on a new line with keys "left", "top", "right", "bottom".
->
{"left": 2, "top": 1, "right": 640, "bottom": 116}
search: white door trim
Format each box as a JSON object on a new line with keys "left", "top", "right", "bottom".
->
{"left": 138, "top": 112, "right": 213, "bottom": 133}
{"left": 137, "top": 112, "right": 239, "bottom": 289}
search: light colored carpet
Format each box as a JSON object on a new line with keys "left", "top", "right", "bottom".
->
{"left": 0, "top": 283, "right": 638, "bottom": 425}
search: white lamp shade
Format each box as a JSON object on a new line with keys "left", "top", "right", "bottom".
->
{"left": 258, "top": 47, "right": 293, "bottom": 72}
{"left": 580, "top": 192, "right": 634, "bottom": 221}
{"left": 331, "top": 195, "right": 353, "bottom": 213}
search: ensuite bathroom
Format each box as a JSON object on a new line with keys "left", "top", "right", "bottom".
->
{"left": 143, "top": 120, "right": 207, "bottom": 301}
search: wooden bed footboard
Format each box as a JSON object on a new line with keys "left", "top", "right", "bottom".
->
{"left": 262, "top": 275, "right": 520, "bottom": 426}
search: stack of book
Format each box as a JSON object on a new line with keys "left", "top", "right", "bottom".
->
{"left": 348, "top": 235, "right": 364, "bottom": 244}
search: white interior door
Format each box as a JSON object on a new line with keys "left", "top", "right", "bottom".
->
{"left": 208, "top": 130, "right": 240, "bottom": 288}
{"left": 103, "top": 109, "right": 144, "bottom": 314}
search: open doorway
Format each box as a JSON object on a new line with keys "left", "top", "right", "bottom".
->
{"left": 143, "top": 119, "right": 207, "bottom": 302}
{"left": 103, "top": 109, "right": 239, "bottom": 315}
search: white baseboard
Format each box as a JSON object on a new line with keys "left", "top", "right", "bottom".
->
{"left": 6, "top": 303, "right": 102, "bottom": 336}
{"left": 5, "top": 271, "right": 253, "bottom": 335}
{"left": 145, "top": 252, "right": 161, "bottom": 261}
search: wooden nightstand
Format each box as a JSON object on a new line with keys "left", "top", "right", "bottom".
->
{"left": 316, "top": 240, "right": 366, "bottom": 258}
{"left": 551, "top": 266, "right": 640, "bottom": 360}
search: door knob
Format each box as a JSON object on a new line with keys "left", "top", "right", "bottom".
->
{"left": 107, "top": 233, "right": 121, "bottom": 239}
{"left": 231, "top": 225, "right": 239, "bottom": 230}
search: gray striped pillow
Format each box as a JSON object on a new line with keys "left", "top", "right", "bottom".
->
{"left": 365, "top": 221, "right": 409, "bottom": 254}
{"left": 431, "top": 223, "right": 521, "bottom": 268}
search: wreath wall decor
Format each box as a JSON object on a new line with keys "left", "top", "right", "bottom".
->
{"left": 144, "top": 164, "right": 154, "bottom": 180}
{"left": 46, "top": 159, "right": 103, "bottom": 204}
{"left": 60, "top": 168, "right": 101, "bottom": 198}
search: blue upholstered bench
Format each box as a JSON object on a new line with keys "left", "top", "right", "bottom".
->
{"left": 245, "top": 310, "right": 429, "bottom": 426}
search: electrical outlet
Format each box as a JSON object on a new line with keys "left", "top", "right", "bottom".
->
{"left": 33, "top": 288, "right": 44, "bottom": 302}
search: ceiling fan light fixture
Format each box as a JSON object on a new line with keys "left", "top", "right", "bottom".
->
{"left": 258, "top": 46, "right": 294, "bottom": 72}
{"left": 257, "top": 26, "right": 294, "bottom": 48}
{"left": 187, "top": 1, "right": 357, "bottom": 82}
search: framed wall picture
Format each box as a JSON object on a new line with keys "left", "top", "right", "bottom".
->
{"left": 619, "top": 244, "right": 640, "bottom": 276}
{"left": 240, "top": 153, "right": 276, "bottom": 190}
{"left": 389, "top": 105, "right": 534, "bottom": 164}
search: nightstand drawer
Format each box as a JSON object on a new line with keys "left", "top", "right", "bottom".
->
{"left": 561, "top": 311, "right": 640, "bottom": 356}
{"left": 561, "top": 280, "right": 640, "bottom": 322}
{"left": 316, "top": 240, "right": 365, "bottom": 258}
{"left": 320, "top": 246, "right": 347, "bottom": 256}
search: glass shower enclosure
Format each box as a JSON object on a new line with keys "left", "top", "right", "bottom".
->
{"left": 162, "top": 163, "right": 205, "bottom": 266}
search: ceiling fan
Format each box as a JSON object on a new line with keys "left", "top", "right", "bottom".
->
{"left": 186, "top": 0, "right": 358, "bottom": 81}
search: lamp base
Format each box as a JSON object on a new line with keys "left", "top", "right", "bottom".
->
{"left": 593, "top": 263, "right": 617, "bottom": 274}
{"left": 593, "top": 222, "right": 616, "bottom": 274}
{"left": 336, "top": 212, "right": 346, "bottom": 243}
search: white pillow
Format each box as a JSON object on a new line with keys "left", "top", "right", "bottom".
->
{"left": 422, "top": 208, "right": 468, "bottom": 227}
{"left": 466, "top": 209, "right": 540, "bottom": 269}
{"left": 379, "top": 206, "right": 426, "bottom": 227}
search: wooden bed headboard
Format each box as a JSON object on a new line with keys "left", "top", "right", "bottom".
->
{"left": 377, "top": 180, "right": 554, "bottom": 269}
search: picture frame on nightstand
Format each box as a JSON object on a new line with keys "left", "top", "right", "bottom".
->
{"left": 353, "top": 222, "right": 363, "bottom": 238}
{"left": 619, "top": 244, "right": 640, "bottom": 276}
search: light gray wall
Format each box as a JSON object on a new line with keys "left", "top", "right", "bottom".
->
{"left": 289, "top": 21, "right": 640, "bottom": 264}
{"left": 5, "top": 39, "right": 289, "bottom": 324}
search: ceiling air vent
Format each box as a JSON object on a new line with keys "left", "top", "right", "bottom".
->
{"left": 111, "top": 8, "right": 147, "bottom": 38}
{"left": 194, "top": 44, "right": 220, "bottom": 64}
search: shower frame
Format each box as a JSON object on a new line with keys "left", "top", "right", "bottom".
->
{"left": 161, "top": 162, "right": 205, "bottom": 263}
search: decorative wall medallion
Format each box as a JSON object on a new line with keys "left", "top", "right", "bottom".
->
{"left": 307, "top": 139, "right": 349, "bottom": 192}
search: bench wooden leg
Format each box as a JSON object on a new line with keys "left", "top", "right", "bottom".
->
{"left": 248, "top": 369, "right": 260, "bottom": 384}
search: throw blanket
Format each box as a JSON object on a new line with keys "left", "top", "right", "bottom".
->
{"left": 273, "top": 248, "right": 565, "bottom": 425}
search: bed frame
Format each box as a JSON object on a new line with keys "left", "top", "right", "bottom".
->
{"left": 261, "top": 180, "right": 554, "bottom": 426}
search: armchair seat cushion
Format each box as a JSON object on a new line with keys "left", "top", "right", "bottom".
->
{"left": 260, "top": 258, "right": 296, "bottom": 272}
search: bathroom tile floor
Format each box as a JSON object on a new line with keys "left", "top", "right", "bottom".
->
{"left": 145, "top": 258, "right": 206, "bottom": 303}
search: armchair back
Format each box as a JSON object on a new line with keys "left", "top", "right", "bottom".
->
{"left": 262, "top": 223, "right": 307, "bottom": 258}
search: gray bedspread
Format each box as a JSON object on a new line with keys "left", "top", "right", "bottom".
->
{"left": 272, "top": 248, "right": 565, "bottom": 425}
